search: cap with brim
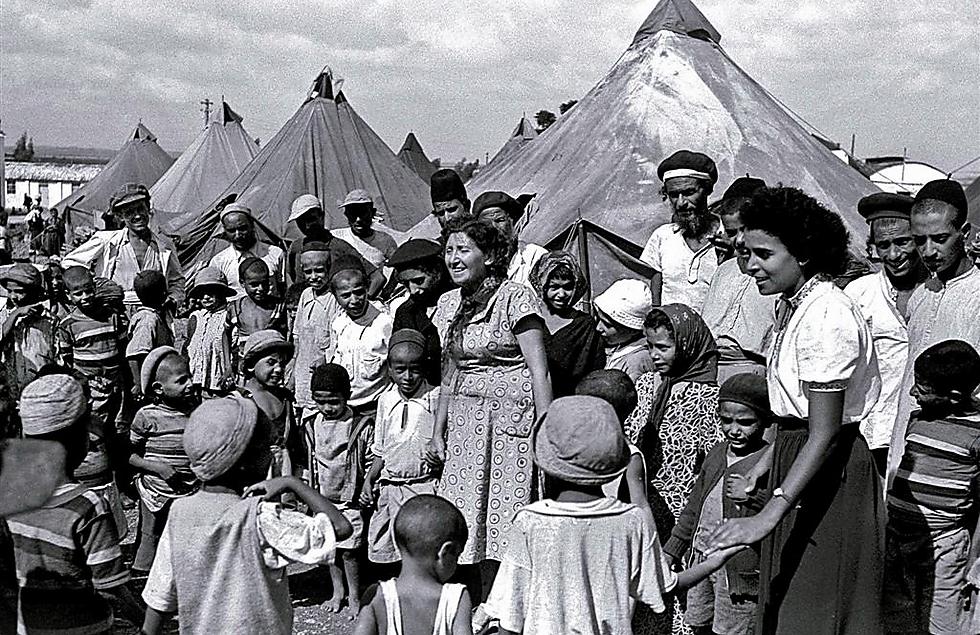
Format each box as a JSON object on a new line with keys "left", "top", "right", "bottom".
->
{"left": 388, "top": 239, "right": 442, "bottom": 269}
{"left": 242, "top": 330, "right": 294, "bottom": 367}
{"left": 532, "top": 396, "right": 630, "bottom": 485}
{"left": 220, "top": 202, "right": 252, "bottom": 220}
{"left": 0, "top": 264, "right": 43, "bottom": 289}
{"left": 190, "top": 267, "right": 235, "bottom": 299}
{"left": 341, "top": 189, "right": 373, "bottom": 207}
{"left": 184, "top": 396, "right": 258, "bottom": 481}
{"left": 593, "top": 279, "right": 652, "bottom": 331}
{"left": 473, "top": 191, "right": 523, "bottom": 221}
{"left": 657, "top": 150, "right": 718, "bottom": 185}
{"left": 288, "top": 194, "right": 323, "bottom": 223}
{"left": 109, "top": 183, "right": 150, "bottom": 210}
{"left": 20, "top": 374, "right": 87, "bottom": 436}
{"left": 0, "top": 439, "right": 67, "bottom": 516}
{"left": 858, "top": 192, "right": 914, "bottom": 223}
{"left": 141, "top": 346, "right": 180, "bottom": 396}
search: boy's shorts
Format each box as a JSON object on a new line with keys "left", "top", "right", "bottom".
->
{"left": 884, "top": 525, "right": 971, "bottom": 635}
{"left": 685, "top": 552, "right": 757, "bottom": 634}
{"left": 367, "top": 479, "right": 437, "bottom": 564}
{"left": 335, "top": 503, "right": 366, "bottom": 550}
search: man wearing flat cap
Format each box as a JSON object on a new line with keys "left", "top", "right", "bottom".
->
{"left": 640, "top": 150, "right": 719, "bottom": 310}
{"left": 332, "top": 189, "right": 398, "bottom": 271}
{"left": 208, "top": 202, "right": 286, "bottom": 298}
{"left": 843, "top": 192, "right": 925, "bottom": 474}
{"left": 63, "top": 183, "right": 185, "bottom": 313}
{"left": 284, "top": 194, "right": 384, "bottom": 296}
{"left": 887, "top": 179, "right": 980, "bottom": 484}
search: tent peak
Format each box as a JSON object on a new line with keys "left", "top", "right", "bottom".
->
{"left": 308, "top": 67, "right": 345, "bottom": 102}
{"left": 132, "top": 122, "right": 157, "bottom": 142}
{"left": 219, "top": 101, "right": 244, "bottom": 125}
{"left": 633, "top": 0, "right": 721, "bottom": 46}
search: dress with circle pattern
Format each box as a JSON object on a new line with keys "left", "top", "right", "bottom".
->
{"left": 433, "top": 281, "right": 543, "bottom": 564}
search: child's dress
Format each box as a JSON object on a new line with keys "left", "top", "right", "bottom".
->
{"left": 187, "top": 308, "right": 228, "bottom": 392}
{"left": 378, "top": 579, "right": 467, "bottom": 635}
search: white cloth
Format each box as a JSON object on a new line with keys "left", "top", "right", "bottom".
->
{"left": 209, "top": 242, "right": 286, "bottom": 298}
{"left": 844, "top": 271, "right": 909, "bottom": 449}
{"left": 331, "top": 227, "right": 398, "bottom": 270}
{"left": 63, "top": 228, "right": 185, "bottom": 306}
{"left": 379, "top": 579, "right": 466, "bottom": 635}
{"left": 371, "top": 383, "right": 440, "bottom": 481}
{"left": 639, "top": 223, "right": 717, "bottom": 310}
{"left": 507, "top": 242, "right": 549, "bottom": 288}
{"left": 330, "top": 302, "right": 393, "bottom": 407}
{"left": 292, "top": 288, "right": 340, "bottom": 407}
{"left": 485, "top": 497, "right": 677, "bottom": 635}
{"left": 767, "top": 276, "right": 880, "bottom": 423}
{"left": 887, "top": 266, "right": 980, "bottom": 485}
{"left": 141, "top": 502, "right": 336, "bottom": 612}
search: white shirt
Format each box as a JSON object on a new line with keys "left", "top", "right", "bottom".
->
{"left": 330, "top": 302, "right": 393, "bottom": 407}
{"left": 292, "top": 288, "right": 340, "bottom": 408}
{"left": 844, "top": 271, "right": 909, "bottom": 449}
{"left": 508, "top": 242, "right": 549, "bottom": 288}
{"left": 209, "top": 242, "right": 286, "bottom": 298}
{"left": 640, "top": 223, "right": 717, "bottom": 310}
{"left": 767, "top": 276, "right": 880, "bottom": 423}
{"left": 371, "top": 383, "right": 440, "bottom": 481}
{"left": 331, "top": 227, "right": 398, "bottom": 270}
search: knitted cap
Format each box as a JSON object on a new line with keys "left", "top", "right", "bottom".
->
{"left": 0, "top": 439, "right": 67, "bottom": 516}
{"left": 311, "top": 363, "right": 351, "bottom": 397}
{"left": 532, "top": 396, "right": 630, "bottom": 485}
{"left": 718, "top": 373, "right": 770, "bottom": 416}
{"left": 389, "top": 328, "right": 426, "bottom": 353}
{"left": 593, "top": 279, "right": 653, "bottom": 331}
{"left": 20, "top": 374, "right": 87, "bottom": 436}
{"left": 184, "top": 396, "right": 258, "bottom": 480}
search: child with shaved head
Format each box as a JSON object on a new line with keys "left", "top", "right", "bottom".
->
{"left": 354, "top": 495, "right": 472, "bottom": 635}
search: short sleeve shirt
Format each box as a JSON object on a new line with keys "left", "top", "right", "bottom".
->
{"left": 330, "top": 227, "right": 398, "bottom": 270}
{"left": 640, "top": 223, "right": 717, "bottom": 310}
{"left": 126, "top": 308, "right": 173, "bottom": 358}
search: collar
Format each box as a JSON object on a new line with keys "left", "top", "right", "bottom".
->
{"left": 381, "top": 382, "right": 437, "bottom": 415}
{"left": 784, "top": 273, "right": 830, "bottom": 310}
{"left": 523, "top": 497, "right": 633, "bottom": 518}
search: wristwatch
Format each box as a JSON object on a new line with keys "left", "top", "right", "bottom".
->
{"left": 772, "top": 487, "right": 789, "bottom": 501}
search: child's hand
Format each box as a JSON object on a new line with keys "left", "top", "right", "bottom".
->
{"left": 131, "top": 386, "right": 143, "bottom": 402}
{"left": 424, "top": 437, "right": 446, "bottom": 468}
{"left": 725, "top": 473, "right": 754, "bottom": 502}
{"left": 243, "top": 476, "right": 299, "bottom": 500}
{"left": 359, "top": 483, "right": 375, "bottom": 507}
{"left": 154, "top": 463, "right": 176, "bottom": 481}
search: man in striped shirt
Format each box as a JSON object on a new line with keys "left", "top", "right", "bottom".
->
{"left": 885, "top": 339, "right": 980, "bottom": 635}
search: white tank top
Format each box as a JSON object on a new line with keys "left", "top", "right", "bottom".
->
{"left": 380, "top": 578, "right": 466, "bottom": 635}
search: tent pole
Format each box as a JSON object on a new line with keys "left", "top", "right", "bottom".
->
{"left": 576, "top": 210, "right": 592, "bottom": 307}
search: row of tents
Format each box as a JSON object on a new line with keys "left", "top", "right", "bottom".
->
{"left": 53, "top": 0, "right": 978, "bottom": 295}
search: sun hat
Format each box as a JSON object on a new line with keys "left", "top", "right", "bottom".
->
{"left": 532, "top": 395, "right": 630, "bottom": 485}
{"left": 0, "top": 439, "right": 67, "bottom": 516}
{"left": 718, "top": 373, "right": 770, "bottom": 416}
{"left": 190, "top": 267, "right": 235, "bottom": 299}
{"left": 242, "top": 330, "right": 294, "bottom": 367}
{"left": 19, "top": 374, "right": 87, "bottom": 436}
{"left": 140, "top": 346, "right": 180, "bottom": 396}
{"left": 341, "top": 189, "right": 373, "bottom": 207}
{"left": 183, "top": 395, "right": 258, "bottom": 481}
{"left": 593, "top": 279, "right": 652, "bottom": 331}
{"left": 288, "top": 194, "right": 323, "bottom": 223}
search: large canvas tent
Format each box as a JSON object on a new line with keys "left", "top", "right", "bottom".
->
{"left": 151, "top": 101, "right": 258, "bottom": 232}
{"left": 466, "top": 0, "right": 878, "bottom": 295}
{"left": 397, "top": 132, "right": 437, "bottom": 182}
{"left": 967, "top": 174, "right": 980, "bottom": 226}
{"left": 57, "top": 123, "right": 174, "bottom": 229}
{"left": 487, "top": 115, "right": 538, "bottom": 166}
{"left": 172, "top": 69, "right": 431, "bottom": 265}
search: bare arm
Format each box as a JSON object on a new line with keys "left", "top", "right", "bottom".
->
{"left": 352, "top": 595, "right": 381, "bottom": 635}
{"left": 102, "top": 585, "right": 144, "bottom": 628}
{"left": 426, "top": 361, "right": 455, "bottom": 468}
{"left": 244, "top": 476, "right": 353, "bottom": 541}
{"left": 452, "top": 589, "right": 474, "bottom": 635}
{"left": 181, "top": 313, "right": 197, "bottom": 357}
{"left": 141, "top": 607, "right": 168, "bottom": 635}
{"left": 649, "top": 270, "right": 663, "bottom": 307}
{"left": 367, "top": 269, "right": 385, "bottom": 298}
{"left": 514, "top": 320, "right": 553, "bottom": 415}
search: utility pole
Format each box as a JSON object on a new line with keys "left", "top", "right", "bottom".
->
{"left": 200, "top": 99, "right": 213, "bottom": 128}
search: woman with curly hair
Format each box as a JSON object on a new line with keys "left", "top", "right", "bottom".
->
{"left": 530, "top": 251, "right": 606, "bottom": 396}
{"left": 425, "top": 218, "right": 553, "bottom": 595}
{"left": 706, "top": 187, "right": 883, "bottom": 634}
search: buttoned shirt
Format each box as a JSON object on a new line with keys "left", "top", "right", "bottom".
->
{"left": 844, "top": 271, "right": 910, "bottom": 450}
{"left": 640, "top": 223, "right": 717, "bottom": 311}
{"left": 209, "top": 242, "right": 286, "bottom": 298}
{"left": 371, "top": 382, "right": 440, "bottom": 481}
{"left": 63, "top": 229, "right": 185, "bottom": 307}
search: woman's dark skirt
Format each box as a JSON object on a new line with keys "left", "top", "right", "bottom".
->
{"left": 757, "top": 419, "right": 884, "bottom": 634}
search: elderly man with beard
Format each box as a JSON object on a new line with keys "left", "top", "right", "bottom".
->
{"left": 640, "top": 150, "right": 719, "bottom": 310}
{"left": 844, "top": 192, "right": 926, "bottom": 475}
{"left": 699, "top": 176, "right": 773, "bottom": 383}
{"left": 886, "top": 179, "right": 980, "bottom": 486}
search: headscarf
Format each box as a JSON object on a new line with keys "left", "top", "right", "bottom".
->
{"left": 530, "top": 251, "right": 588, "bottom": 307}
{"left": 646, "top": 304, "right": 718, "bottom": 445}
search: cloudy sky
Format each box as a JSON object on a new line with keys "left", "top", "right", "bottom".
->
{"left": 2, "top": 0, "right": 978, "bottom": 177}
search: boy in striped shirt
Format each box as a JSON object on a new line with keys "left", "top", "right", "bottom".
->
{"left": 7, "top": 374, "right": 142, "bottom": 633}
{"left": 885, "top": 339, "right": 980, "bottom": 635}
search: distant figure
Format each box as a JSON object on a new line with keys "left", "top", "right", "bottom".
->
{"left": 208, "top": 203, "right": 286, "bottom": 299}
{"left": 332, "top": 190, "right": 397, "bottom": 272}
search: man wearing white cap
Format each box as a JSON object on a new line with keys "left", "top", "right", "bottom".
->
{"left": 284, "top": 194, "right": 384, "bottom": 295}
{"left": 208, "top": 202, "right": 286, "bottom": 298}
{"left": 331, "top": 189, "right": 397, "bottom": 271}
{"left": 640, "top": 151, "right": 719, "bottom": 311}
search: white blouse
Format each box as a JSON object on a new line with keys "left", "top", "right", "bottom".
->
{"left": 767, "top": 276, "right": 880, "bottom": 423}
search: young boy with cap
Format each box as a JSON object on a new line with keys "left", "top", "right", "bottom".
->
{"left": 663, "top": 373, "right": 772, "bottom": 634}
{"left": 141, "top": 395, "right": 352, "bottom": 635}
{"left": 226, "top": 257, "right": 287, "bottom": 376}
{"left": 7, "top": 374, "right": 142, "bottom": 633}
{"left": 593, "top": 278, "right": 655, "bottom": 381}
{"left": 0, "top": 263, "right": 58, "bottom": 396}
{"left": 885, "top": 340, "right": 980, "bottom": 634}
{"left": 305, "top": 363, "right": 374, "bottom": 614}
{"left": 127, "top": 269, "right": 174, "bottom": 402}
{"left": 360, "top": 329, "right": 440, "bottom": 567}
{"left": 128, "top": 346, "right": 200, "bottom": 574}
{"left": 485, "top": 395, "right": 740, "bottom": 635}
{"left": 354, "top": 495, "right": 471, "bottom": 635}
{"left": 333, "top": 189, "right": 398, "bottom": 272}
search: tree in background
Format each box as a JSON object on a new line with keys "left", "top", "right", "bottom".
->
{"left": 12, "top": 132, "right": 34, "bottom": 161}
{"left": 535, "top": 110, "right": 557, "bottom": 132}
{"left": 559, "top": 100, "right": 578, "bottom": 114}
{"left": 452, "top": 158, "right": 481, "bottom": 182}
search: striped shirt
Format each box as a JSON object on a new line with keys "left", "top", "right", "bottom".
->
{"left": 58, "top": 308, "right": 127, "bottom": 376}
{"left": 7, "top": 483, "right": 129, "bottom": 634}
{"left": 130, "top": 404, "right": 198, "bottom": 512}
{"left": 887, "top": 410, "right": 980, "bottom": 532}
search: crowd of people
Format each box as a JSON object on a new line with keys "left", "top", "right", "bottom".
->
{"left": 0, "top": 149, "right": 979, "bottom": 635}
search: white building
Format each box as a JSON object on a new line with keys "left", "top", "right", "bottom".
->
{"left": 4, "top": 162, "right": 103, "bottom": 210}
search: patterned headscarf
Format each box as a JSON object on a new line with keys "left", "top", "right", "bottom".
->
{"left": 530, "top": 251, "right": 588, "bottom": 307}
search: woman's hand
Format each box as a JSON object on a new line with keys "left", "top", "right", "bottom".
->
{"left": 424, "top": 436, "right": 446, "bottom": 469}
{"left": 703, "top": 515, "right": 775, "bottom": 556}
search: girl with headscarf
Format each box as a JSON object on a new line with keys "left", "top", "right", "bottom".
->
{"left": 530, "top": 252, "right": 605, "bottom": 397}
{"left": 627, "top": 303, "right": 723, "bottom": 635}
